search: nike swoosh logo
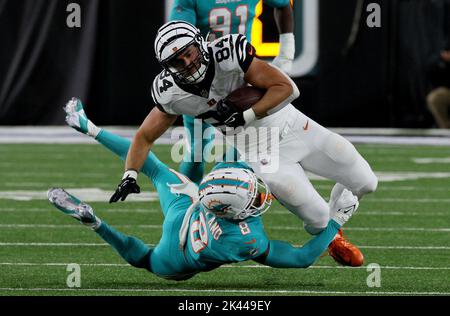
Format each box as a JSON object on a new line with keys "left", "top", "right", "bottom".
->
{"left": 225, "top": 116, "right": 236, "bottom": 124}
{"left": 303, "top": 120, "right": 309, "bottom": 131}
{"left": 340, "top": 205, "right": 355, "bottom": 214}
{"left": 244, "top": 238, "right": 257, "bottom": 245}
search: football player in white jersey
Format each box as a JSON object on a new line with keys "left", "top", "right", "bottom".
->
{"left": 109, "top": 21, "right": 378, "bottom": 266}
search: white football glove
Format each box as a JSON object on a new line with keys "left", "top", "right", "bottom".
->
{"left": 329, "top": 188, "right": 359, "bottom": 226}
{"left": 271, "top": 33, "right": 295, "bottom": 75}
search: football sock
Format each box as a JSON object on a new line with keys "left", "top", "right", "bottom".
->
{"left": 95, "top": 129, "right": 130, "bottom": 161}
{"left": 95, "top": 221, "right": 152, "bottom": 269}
{"left": 95, "top": 129, "right": 165, "bottom": 179}
{"left": 86, "top": 121, "right": 101, "bottom": 138}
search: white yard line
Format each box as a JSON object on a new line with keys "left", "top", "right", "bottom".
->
{"left": 2, "top": 126, "right": 450, "bottom": 146}
{"left": 0, "top": 242, "right": 448, "bottom": 250}
{"left": 1, "top": 207, "right": 449, "bottom": 217}
{"left": 0, "top": 224, "right": 449, "bottom": 232}
{"left": 413, "top": 157, "right": 450, "bottom": 164}
{"left": 0, "top": 188, "right": 158, "bottom": 202}
{"left": 362, "top": 197, "right": 450, "bottom": 203}
{"left": 0, "top": 207, "right": 160, "bottom": 213}
{"left": 0, "top": 287, "right": 448, "bottom": 295}
{"left": 0, "top": 243, "right": 109, "bottom": 246}
{"left": 341, "top": 227, "right": 450, "bottom": 232}
{"left": 270, "top": 226, "right": 450, "bottom": 232}
{"left": 0, "top": 262, "right": 449, "bottom": 270}
{"left": 2, "top": 191, "right": 450, "bottom": 202}
{"left": 314, "top": 184, "right": 450, "bottom": 192}
{"left": 2, "top": 183, "right": 449, "bottom": 192}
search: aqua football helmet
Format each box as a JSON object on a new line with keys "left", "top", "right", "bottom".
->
{"left": 198, "top": 168, "right": 272, "bottom": 220}
{"left": 154, "top": 20, "right": 209, "bottom": 84}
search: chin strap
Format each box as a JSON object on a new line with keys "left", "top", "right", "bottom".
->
{"left": 167, "top": 181, "right": 200, "bottom": 250}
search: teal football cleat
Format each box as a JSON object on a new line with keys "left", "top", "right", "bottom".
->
{"left": 64, "top": 97, "right": 101, "bottom": 138}
{"left": 47, "top": 188, "right": 101, "bottom": 230}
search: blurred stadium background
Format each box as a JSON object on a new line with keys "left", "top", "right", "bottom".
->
{"left": 0, "top": 0, "right": 449, "bottom": 296}
{"left": 1, "top": 0, "right": 449, "bottom": 127}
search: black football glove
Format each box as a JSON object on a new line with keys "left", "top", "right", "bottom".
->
{"left": 196, "top": 99, "right": 245, "bottom": 128}
{"left": 109, "top": 175, "right": 141, "bottom": 203}
{"left": 216, "top": 99, "right": 246, "bottom": 127}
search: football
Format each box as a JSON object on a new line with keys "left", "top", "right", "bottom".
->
{"left": 224, "top": 86, "right": 266, "bottom": 111}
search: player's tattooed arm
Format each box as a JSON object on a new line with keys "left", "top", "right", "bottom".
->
{"left": 244, "top": 58, "right": 299, "bottom": 118}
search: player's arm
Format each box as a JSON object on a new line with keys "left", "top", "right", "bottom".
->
{"left": 210, "top": 35, "right": 298, "bottom": 127}
{"left": 272, "top": 2, "right": 295, "bottom": 74}
{"left": 254, "top": 189, "right": 359, "bottom": 268}
{"left": 109, "top": 107, "right": 177, "bottom": 203}
{"left": 254, "top": 220, "right": 341, "bottom": 268}
{"left": 169, "top": 0, "right": 197, "bottom": 24}
{"left": 243, "top": 57, "right": 299, "bottom": 120}
{"left": 273, "top": 2, "right": 294, "bottom": 34}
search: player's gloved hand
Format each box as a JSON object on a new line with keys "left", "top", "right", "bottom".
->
{"left": 271, "top": 33, "right": 295, "bottom": 75}
{"left": 216, "top": 99, "right": 246, "bottom": 127}
{"left": 196, "top": 100, "right": 256, "bottom": 128}
{"left": 109, "top": 170, "right": 141, "bottom": 203}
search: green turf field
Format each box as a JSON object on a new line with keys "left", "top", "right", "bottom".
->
{"left": 0, "top": 143, "right": 449, "bottom": 296}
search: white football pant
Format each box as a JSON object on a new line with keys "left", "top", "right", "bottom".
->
{"left": 246, "top": 107, "right": 378, "bottom": 235}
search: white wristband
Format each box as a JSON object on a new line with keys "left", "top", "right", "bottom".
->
{"left": 278, "top": 33, "right": 295, "bottom": 59}
{"left": 122, "top": 169, "right": 138, "bottom": 180}
{"left": 243, "top": 108, "right": 256, "bottom": 126}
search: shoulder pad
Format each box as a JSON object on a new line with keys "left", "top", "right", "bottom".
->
{"left": 151, "top": 70, "right": 178, "bottom": 113}
{"left": 209, "top": 34, "right": 255, "bottom": 73}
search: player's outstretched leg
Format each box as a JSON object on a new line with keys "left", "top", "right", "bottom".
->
{"left": 64, "top": 98, "right": 193, "bottom": 217}
{"left": 65, "top": 97, "right": 168, "bottom": 178}
{"left": 47, "top": 188, "right": 152, "bottom": 269}
{"left": 179, "top": 115, "right": 214, "bottom": 184}
{"left": 65, "top": 98, "right": 131, "bottom": 160}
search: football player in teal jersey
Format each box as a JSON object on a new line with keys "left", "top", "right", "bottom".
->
{"left": 51, "top": 98, "right": 359, "bottom": 281}
{"left": 170, "top": 0, "right": 295, "bottom": 184}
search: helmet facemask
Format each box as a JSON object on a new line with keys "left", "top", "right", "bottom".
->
{"left": 236, "top": 172, "right": 272, "bottom": 220}
{"left": 164, "top": 42, "right": 208, "bottom": 84}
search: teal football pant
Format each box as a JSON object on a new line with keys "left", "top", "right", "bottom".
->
{"left": 179, "top": 115, "right": 239, "bottom": 184}
{"left": 179, "top": 115, "right": 214, "bottom": 184}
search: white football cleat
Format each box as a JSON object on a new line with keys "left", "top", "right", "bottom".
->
{"left": 329, "top": 188, "right": 359, "bottom": 226}
{"left": 64, "top": 97, "right": 100, "bottom": 138}
{"left": 47, "top": 188, "right": 101, "bottom": 230}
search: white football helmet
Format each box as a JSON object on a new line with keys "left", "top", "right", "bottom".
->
{"left": 198, "top": 168, "right": 272, "bottom": 220}
{"left": 154, "top": 20, "right": 209, "bottom": 84}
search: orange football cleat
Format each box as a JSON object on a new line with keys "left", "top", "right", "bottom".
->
{"left": 328, "top": 229, "right": 364, "bottom": 267}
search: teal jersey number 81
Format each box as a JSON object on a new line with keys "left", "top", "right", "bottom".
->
{"left": 170, "top": 0, "right": 290, "bottom": 42}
